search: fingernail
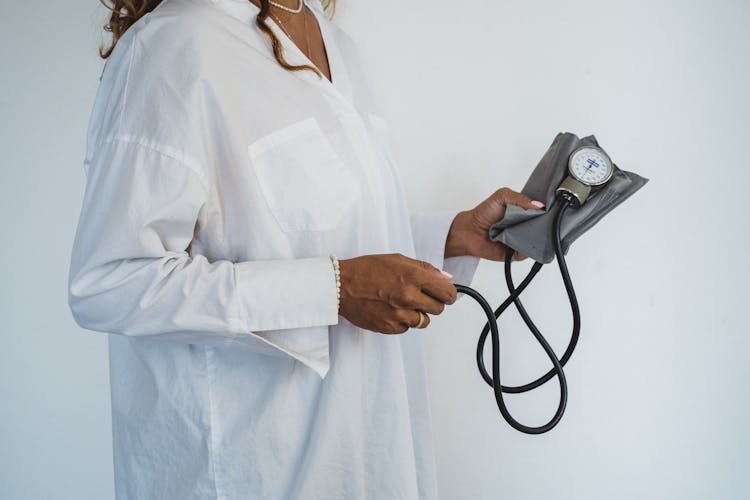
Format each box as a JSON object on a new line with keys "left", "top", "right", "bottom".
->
{"left": 531, "top": 200, "right": 545, "bottom": 209}
{"left": 440, "top": 270, "right": 453, "bottom": 279}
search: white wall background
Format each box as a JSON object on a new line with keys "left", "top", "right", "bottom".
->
{"left": 1, "top": 1, "right": 748, "bottom": 499}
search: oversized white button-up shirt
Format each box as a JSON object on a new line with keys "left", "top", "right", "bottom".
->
{"left": 68, "top": 0, "right": 479, "bottom": 498}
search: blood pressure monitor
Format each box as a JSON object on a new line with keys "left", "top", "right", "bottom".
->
{"left": 462, "top": 133, "right": 647, "bottom": 434}
{"left": 556, "top": 146, "right": 614, "bottom": 206}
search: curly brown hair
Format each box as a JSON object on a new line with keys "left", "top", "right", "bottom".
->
{"left": 98, "top": 0, "right": 336, "bottom": 77}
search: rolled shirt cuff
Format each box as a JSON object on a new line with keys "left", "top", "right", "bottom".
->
{"left": 234, "top": 256, "right": 339, "bottom": 378}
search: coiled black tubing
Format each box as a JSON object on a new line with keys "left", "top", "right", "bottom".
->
{"left": 453, "top": 196, "right": 581, "bottom": 434}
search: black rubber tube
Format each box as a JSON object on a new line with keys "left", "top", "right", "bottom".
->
{"left": 453, "top": 196, "right": 582, "bottom": 434}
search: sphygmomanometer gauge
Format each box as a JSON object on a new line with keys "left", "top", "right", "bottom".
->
{"left": 568, "top": 146, "right": 614, "bottom": 186}
{"left": 557, "top": 146, "right": 614, "bottom": 206}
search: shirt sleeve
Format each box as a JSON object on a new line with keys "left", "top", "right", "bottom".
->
{"left": 410, "top": 210, "right": 480, "bottom": 289}
{"left": 68, "top": 137, "right": 339, "bottom": 377}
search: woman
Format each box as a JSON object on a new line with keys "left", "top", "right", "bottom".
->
{"left": 68, "top": 0, "right": 544, "bottom": 498}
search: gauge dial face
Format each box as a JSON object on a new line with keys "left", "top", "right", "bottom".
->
{"left": 568, "top": 147, "right": 613, "bottom": 186}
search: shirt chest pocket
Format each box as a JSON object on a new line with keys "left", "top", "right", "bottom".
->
{"left": 248, "top": 118, "right": 361, "bottom": 232}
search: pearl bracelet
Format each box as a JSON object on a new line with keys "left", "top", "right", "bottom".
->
{"left": 330, "top": 254, "right": 341, "bottom": 314}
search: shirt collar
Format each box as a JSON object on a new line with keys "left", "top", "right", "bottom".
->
{"left": 203, "top": 0, "right": 355, "bottom": 111}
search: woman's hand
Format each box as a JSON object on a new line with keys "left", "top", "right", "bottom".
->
{"left": 444, "top": 187, "right": 545, "bottom": 261}
{"left": 338, "top": 254, "right": 457, "bottom": 334}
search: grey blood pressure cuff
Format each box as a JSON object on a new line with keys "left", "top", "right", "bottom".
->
{"left": 489, "top": 132, "right": 649, "bottom": 264}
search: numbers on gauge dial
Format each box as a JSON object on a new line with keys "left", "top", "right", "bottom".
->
{"left": 569, "top": 147, "right": 613, "bottom": 186}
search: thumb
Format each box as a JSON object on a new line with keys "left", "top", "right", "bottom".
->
{"left": 498, "top": 188, "right": 545, "bottom": 211}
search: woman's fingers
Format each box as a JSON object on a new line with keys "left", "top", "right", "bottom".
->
{"left": 337, "top": 253, "right": 457, "bottom": 335}
{"left": 408, "top": 292, "right": 446, "bottom": 315}
{"left": 376, "top": 305, "right": 432, "bottom": 335}
{"left": 494, "top": 187, "right": 545, "bottom": 211}
{"left": 389, "top": 283, "right": 449, "bottom": 314}
{"left": 410, "top": 261, "right": 457, "bottom": 305}
{"left": 412, "top": 310, "right": 430, "bottom": 329}
{"left": 397, "top": 309, "right": 430, "bottom": 331}
{"left": 386, "top": 256, "right": 456, "bottom": 306}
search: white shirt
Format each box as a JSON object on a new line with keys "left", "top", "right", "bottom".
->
{"left": 68, "top": 0, "right": 479, "bottom": 498}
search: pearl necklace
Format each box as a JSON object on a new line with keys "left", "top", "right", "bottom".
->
{"left": 269, "top": 0, "right": 304, "bottom": 14}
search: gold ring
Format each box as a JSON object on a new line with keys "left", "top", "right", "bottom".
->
{"left": 415, "top": 311, "right": 427, "bottom": 329}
